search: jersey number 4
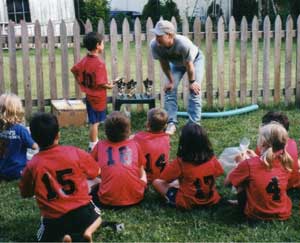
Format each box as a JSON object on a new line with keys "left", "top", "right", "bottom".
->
{"left": 145, "top": 153, "right": 166, "bottom": 173}
{"left": 266, "top": 177, "right": 280, "bottom": 201}
{"left": 42, "top": 168, "right": 76, "bottom": 200}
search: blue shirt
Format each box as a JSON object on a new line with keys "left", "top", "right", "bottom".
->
{"left": 0, "top": 124, "right": 35, "bottom": 179}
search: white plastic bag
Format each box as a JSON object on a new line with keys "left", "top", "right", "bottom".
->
{"left": 219, "top": 138, "right": 250, "bottom": 173}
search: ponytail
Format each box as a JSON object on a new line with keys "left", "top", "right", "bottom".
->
{"left": 262, "top": 147, "right": 293, "bottom": 171}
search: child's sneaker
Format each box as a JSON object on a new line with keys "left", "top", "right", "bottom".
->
{"left": 165, "top": 123, "right": 176, "bottom": 135}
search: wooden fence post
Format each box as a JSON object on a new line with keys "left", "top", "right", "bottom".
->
{"left": 85, "top": 19, "right": 93, "bottom": 33}
{"left": 205, "top": 17, "right": 213, "bottom": 108}
{"left": 135, "top": 17, "right": 143, "bottom": 111}
{"left": 251, "top": 16, "right": 259, "bottom": 104}
{"left": 217, "top": 17, "right": 225, "bottom": 107}
{"left": 73, "top": 20, "right": 81, "bottom": 99}
{"left": 60, "top": 20, "right": 69, "bottom": 99}
{"left": 8, "top": 21, "right": 17, "bottom": 94}
{"left": 285, "top": 15, "right": 293, "bottom": 105}
{"left": 240, "top": 17, "right": 248, "bottom": 105}
{"left": 146, "top": 17, "right": 155, "bottom": 96}
{"left": 35, "top": 20, "right": 44, "bottom": 111}
{"left": 229, "top": 16, "right": 236, "bottom": 106}
{"left": 21, "top": 20, "right": 32, "bottom": 118}
{"left": 274, "top": 15, "right": 282, "bottom": 104}
{"left": 0, "top": 34, "right": 4, "bottom": 93}
{"left": 296, "top": 15, "right": 300, "bottom": 107}
{"left": 98, "top": 18, "right": 106, "bottom": 60}
{"left": 193, "top": 17, "right": 201, "bottom": 48}
{"left": 263, "top": 16, "right": 271, "bottom": 105}
{"left": 48, "top": 20, "right": 57, "bottom": 100}
{"left": 110, "top": 19, "right": 118, "bottom": 108}
{"left": 182, "top": 16, "right": 189, "bottom": 109}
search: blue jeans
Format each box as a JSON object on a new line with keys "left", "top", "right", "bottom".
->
{"left": 164, "top": 50, "right": 205, "bottom": 124}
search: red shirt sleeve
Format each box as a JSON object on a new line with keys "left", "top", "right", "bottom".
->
{"left": 159, "top": 157, "right": 182, "bottom": 182}
{"left": 228, "top": 159, "right": 250, "bottom": 187}
{"left": 77, "top": 149, "right": 100, "bottom": 179}
{"left": 213, "top": 157, "right": 224, "bottom": 177}
{"left": 19, "top": 165, "right": 34, "bottom": 198}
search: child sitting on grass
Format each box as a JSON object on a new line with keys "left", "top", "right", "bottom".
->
{"left": 0, "top": 93, "right": 38, "bottom": 181}
{"left": 134, "top": 108, "right": 170, "bottom": 183}
{"left": 225, "top": 122, "right": 293, "bottom": 220}
{"left": 71, "top": 32, "right": 114, "bottom": 152}
{"left": 259, "top": 111, "right": 299, "bottom": 189}
{"left": 153, "top": 123, "right": 224, "bottom": 209}
{"left": 19, "top": 112, "right": 101, "bottom": 242}
{"left": 91, "top": 111, "right": 147, "bottom": 207}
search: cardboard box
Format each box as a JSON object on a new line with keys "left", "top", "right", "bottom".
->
{"left": 51, "top": 99, "right": 86, "bottom": 127}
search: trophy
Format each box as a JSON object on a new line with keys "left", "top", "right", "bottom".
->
{"left": 126, "top": 79, "right": 137, "bottom": 98}
{"left": 113, "top": 77, "right": 126, "bottom": 97}
{"left": 143, "top": 78, "right": 153, "bottom": 97}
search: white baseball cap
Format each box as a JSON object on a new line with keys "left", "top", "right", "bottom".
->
{"left": 150, "top": 20, "right": 175, "bottom": 36}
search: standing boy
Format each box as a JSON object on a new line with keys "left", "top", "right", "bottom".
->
{"left": 71, "top": 32, "right": 114, "bottom": 151}
{"left": 19, "top": 113, "right": 101, "bottom": 242}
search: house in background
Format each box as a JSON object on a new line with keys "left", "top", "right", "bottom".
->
{"left": 0, "top": 0, "right": 75, "bottom": 36}
{"left": 110, "top": 0, "right": 233, "bottom": 24}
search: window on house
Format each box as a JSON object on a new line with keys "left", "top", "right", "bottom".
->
{"left": 7, "top": 0, "right": 31, "bottom": 23}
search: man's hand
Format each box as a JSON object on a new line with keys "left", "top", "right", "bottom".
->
{"left": 164, "top": 82, "right": 174, "bottom": 92}
{"left": 189, "top": 82, "right": 201, "bottom": 95}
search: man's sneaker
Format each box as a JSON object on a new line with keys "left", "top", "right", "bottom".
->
{"left": 165, "top": 123, "right": 176, "bottom": 135}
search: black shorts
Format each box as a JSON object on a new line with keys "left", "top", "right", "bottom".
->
{"left": 37, "top": 201, "right": 101, "bottom": 242}
{"left": 165, "top": 187, "right": 178, "bottom": 207}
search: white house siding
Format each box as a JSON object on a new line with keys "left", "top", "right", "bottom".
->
{"left": 0, "top": 0, "right": 75, "bottom": 36}
{"left": 0, "top": 0, "right": 8, "bottom": 23}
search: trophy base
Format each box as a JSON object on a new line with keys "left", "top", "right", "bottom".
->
{"left": 114, "top": 93, "right": 155, "bottom": 111}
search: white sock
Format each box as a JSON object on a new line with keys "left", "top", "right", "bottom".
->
{"left": 89, "top": 140, "right": 98, "bottom": 150}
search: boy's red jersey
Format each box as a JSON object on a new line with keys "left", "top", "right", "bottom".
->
{"left": 228, "top": 156, "right": 292, "bottom": 220}
{"left": 134, "top": 131, "right": 170, "bottom": 183}
{"left": 71, "top": 54, "right": 108, "bottom": 111}
{"left": 19, "top": 145, "right": 99, "bottom": 219}
{"left": 91, "top": 139, "right": 146, "bottom": 206}
{"left": 255, "top": 138, "right": 300, "bottom": 189}
{"left": 160, "top": 156, "right": 224, "bottom": 209}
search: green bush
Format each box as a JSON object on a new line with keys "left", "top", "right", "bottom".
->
{"left": 78, "top": 0, "right": 109, "bottom": 31}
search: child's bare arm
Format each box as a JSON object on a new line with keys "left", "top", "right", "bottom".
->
{"left": 140, "top": 166, "right": 147, "bottom": 184}
{"left": 96, "top": 83, "right": 114, "bottom": 90}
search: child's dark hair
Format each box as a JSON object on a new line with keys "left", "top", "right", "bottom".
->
{"left": 177, "top": 123, "right": 214, "bottom": 165}
{"left": 30, "top": 112, "right": 59, "bottom": 149}
{"left": 105, "top": 111, "right": 130, "bottom": 143}
{"left": 83, "top": 32, "right": 104, "bottom": 51}
{"left": 147, "top": 108, "right": 168, "bottom": 132}
{"left": 262, "top": 111, "right": 289, "bottom": 131}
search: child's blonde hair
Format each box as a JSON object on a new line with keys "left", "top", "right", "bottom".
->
{"left": 0, "top": 93, "right": 24, "bottom": 130}
{"left": 258, "top": 122, "right": 293, "bottom": 171}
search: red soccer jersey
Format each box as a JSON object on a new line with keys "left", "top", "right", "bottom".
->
{"left": 228, "top": 156, "right": 292, "bottom": 220}
{"left": 19, "top": 145, "right": 100, "bottom": 219}
{"left": 71, "top": 54, "right": 108, "bottom": 111}
{"left": 134, "top": 131, "right": 170, "bottom": 183}
{"left": 160, "top": 156, "right": 224, "bottom": 209}
{"left": 255, "top": 138, "right": 300, "bottom": 189}
{"left": 91, "top": 139, "right": 147, "bottom": 206}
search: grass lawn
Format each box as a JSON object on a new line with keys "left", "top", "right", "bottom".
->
{"left": 1, "top": 106, "right": 300, "bottom": 242}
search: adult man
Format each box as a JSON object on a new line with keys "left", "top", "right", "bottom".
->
{"left": 150, "top": 20, "right": 205, "bottom": 135}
